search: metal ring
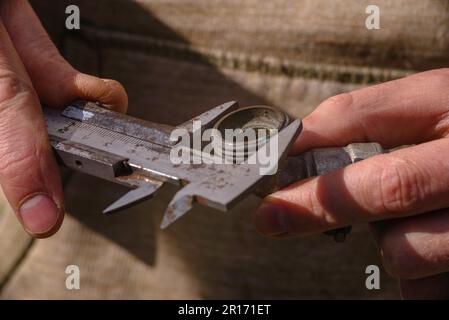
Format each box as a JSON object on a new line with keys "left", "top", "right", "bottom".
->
{"left": 212, "top": 105, "right": 289, "bottom": 162}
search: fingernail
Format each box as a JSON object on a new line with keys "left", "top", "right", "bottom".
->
{"left": 19, "top": 194, "right": 60, "bottom": 235}
{"left": 255, "top": 202, "right": 291, "bottom": 236}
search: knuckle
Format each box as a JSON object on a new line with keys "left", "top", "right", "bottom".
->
{"left": 0, "top": 73, "right": 30, "bottom": 106}
{"left": 425, "top": 69, "right": 449, "bottom": 137}
{"left": 318, "top": 93, "right": 353, "bottom": 112}
{"left": 0, "top": 142, "right": 38, "bottom": 178}
{"left": 375, "top": 157, "right": 426, "bottom": 215}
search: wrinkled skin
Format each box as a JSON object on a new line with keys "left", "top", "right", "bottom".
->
{"left": 0, "top": 0, "right": 127, "bottom": 238}
{"left": 255, "top": 68, "right": 449, "bottom": 299}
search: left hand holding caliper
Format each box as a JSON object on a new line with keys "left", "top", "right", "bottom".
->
{"left": 0, "top": 0, "right": 127, "bottom": 238}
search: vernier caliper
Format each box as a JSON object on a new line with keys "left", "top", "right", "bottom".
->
{"left": 44, "top": 101, "right": 385, "bottom": 240}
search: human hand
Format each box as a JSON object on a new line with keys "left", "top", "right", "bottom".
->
{"left": 0, "top": 0, "right": 128, "bottom": 238}
{"left": 255, "top": 68, "right": 449, "bottom": 299}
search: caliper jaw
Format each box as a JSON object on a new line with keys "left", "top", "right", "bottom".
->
{"left": 160, "top": 119, "right": 301, "bottom": 229}
{"left": 103, "top": 177, "right": 164, "bottom": 214}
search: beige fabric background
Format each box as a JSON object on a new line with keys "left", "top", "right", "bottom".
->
{"left": 0, "top": 0, "right": 448, "bottom": 299}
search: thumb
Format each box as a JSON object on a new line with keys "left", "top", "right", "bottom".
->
{"left": 0, "top": 20, "right": 63, "bottom": 237}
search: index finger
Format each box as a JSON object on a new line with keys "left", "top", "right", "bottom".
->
{"left": 292, "top": 68, "right": 449, "bottom": 154}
